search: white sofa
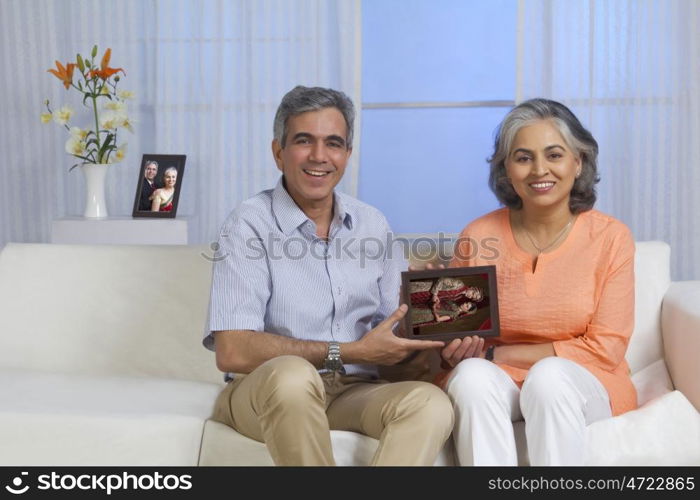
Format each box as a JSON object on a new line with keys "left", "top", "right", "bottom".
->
{"left": 0, "top": 241, "right": 698, "bottom": 465}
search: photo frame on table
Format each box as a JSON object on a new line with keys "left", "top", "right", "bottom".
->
{"left": 401, "top": 265, "right": 500, "bottom": 342}
{"left": 132, "top": 154, "right": 186, "bottom": 218}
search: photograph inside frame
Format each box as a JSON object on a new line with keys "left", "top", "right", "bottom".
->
{"left": 132, "top": 154, "right": 186, "bottom": 218}
{"left": 402, "top": 266, "right": 499, "bottom": 341}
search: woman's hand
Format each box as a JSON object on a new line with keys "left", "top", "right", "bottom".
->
{"left": 407, "top": 260, "right": 446, "bottom": 272}
{"left": 440, "top": 335, "right": 485, "bottom": 368}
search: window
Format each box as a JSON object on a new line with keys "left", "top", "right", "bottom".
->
{"left": 360, "top": 0, "right": 517, "bottom": 234}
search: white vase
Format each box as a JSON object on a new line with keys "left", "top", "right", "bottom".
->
{"left": 80, "top": 163, "right": 110, "bottom": 218}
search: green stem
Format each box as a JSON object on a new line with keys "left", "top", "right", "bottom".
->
{"left": 91, "top": 89, "right": 101, "bottom": 163}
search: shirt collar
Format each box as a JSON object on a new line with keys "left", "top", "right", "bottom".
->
{"left": 271, "top": 176, "right": 354, "bottom": 236}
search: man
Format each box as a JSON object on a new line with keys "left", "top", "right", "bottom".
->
{"left": 203, "top": 86, "right": 454, "bottom": 466}
{"left": 138, "top": 160, "right": 160, "bottom": 211}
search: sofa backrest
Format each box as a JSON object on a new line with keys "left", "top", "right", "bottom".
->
{"left": 0, "top": 240, "right": 670, "bottom": 381}
{"left": 0, "top": 243, "right": 222, "bottom": 385}
{"left": 628, "top": 241, "right": 670, "bottom": 372}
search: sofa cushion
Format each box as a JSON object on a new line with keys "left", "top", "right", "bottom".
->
{"left": 583, "top": 390, "right": 700, "bottom": 465}
{"left": 0, "top": 368, "right": 222, "bottom": 465}
{"left": 631, "top": 359, "right": 674, "bottom": 407}
{"left": 198, "top": 420, "right": 456, "bottom": 466}
{"left": 0, "top": 243, "right": 222, "bottom": 384}
{"left": 662, "top": 281, "right": 700, "bottom": 411}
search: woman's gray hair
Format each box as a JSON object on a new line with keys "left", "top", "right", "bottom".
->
{"left": 273, "top": 85, "right": 355, "bottom": 148}
{"left": 164, "top": 166, "right": 177, "bottom": 177}
{"left": 488, "top": 98, "right": 600, "bottom": 213}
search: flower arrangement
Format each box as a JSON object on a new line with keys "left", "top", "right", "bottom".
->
{"left": 42, "top": 45, "right": 134, "bottom": 171}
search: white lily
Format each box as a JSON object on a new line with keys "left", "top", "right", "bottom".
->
{"left": 53, "top": 105, "right": 73, "bottom": 125}
{"left": 65, "top": 136, "right": 87, "bottom": 156}
{"left": 69, "top": 127, "right": 89, "bottom": 140}
{"left": 101, "top": 110, "right": 134, "bottom": 133}
{"left": 120, "top": 115, "right": 135, "bottom": 133}
{"left": 117, "top": 90, "right": 134, "bottom": 100}
{"left": 114, "top": 143, "right": 128, "bottom": 162}
{"left": 99, "top": 110, "right": 123, "bottom": 130}
{"left": 104, "top": 100, "right": 126, "bottom": 112}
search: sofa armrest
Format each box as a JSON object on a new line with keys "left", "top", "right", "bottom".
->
{"left": 661, "top": 281, "right": 700, "bottom": 411}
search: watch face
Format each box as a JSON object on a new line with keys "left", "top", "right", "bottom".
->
{"left": 324, "top": 357, "right": 343, "bottom": 372}
{"left": 324, "top": 342, "right": 343, "bottom": 372}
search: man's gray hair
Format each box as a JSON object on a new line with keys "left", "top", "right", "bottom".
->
{"left": 273, "top": 85, "right": 355, "bottom": 148}
{"left": 488, "top": 98, "right": 600, "bottom": 214}
{"left": 145, "top": 160, "right": 159, "bottom": 169}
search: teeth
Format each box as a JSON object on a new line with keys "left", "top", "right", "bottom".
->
{"left": 304, "top": 170, "right": 329, "bottom": 177}
{"left": 530, "top": 182, "right": 554, "bottom": 189}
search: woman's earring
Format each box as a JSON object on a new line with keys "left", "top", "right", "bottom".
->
{"left": 575, "top": 170, "right": 581, "bottom": 178}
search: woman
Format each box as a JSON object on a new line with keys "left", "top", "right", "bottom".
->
{"left": 440, "top": 98, "right": 636, "bottom": 466}
{"left": 150, "top": 167, "right": 177, "bottom": 212}
{"left": 410, "top": 292, "right": 482, "bottom": 326}
{"left": 410, "top": 278, "right": 484, "bottom": 324}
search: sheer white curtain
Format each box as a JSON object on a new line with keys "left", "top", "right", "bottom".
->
{"left": 0, "top": 0, "right": 361, "bottom": 247}
{"left": 516, "top": 0, "right": 700, "bottom": 280}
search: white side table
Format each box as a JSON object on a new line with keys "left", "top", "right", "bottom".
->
{"left": 51, "top": 217, "right": 189, "bottom": 245}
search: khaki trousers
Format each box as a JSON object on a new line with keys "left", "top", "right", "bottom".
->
{"left": 211, "top": 355, "right": 454, "bottom": 466}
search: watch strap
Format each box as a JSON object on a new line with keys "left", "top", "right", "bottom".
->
{"left": 323, "top": 341, "right": 344, "bottom": 373}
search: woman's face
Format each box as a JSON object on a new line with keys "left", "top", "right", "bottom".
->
{"left": 164, "top": 171, "right": 177, "bottom": 188}
{"left": 505, "top": 119, "right": 580, "bottom": 212}
{"left": 465, "top": 288, "right": 483, "bottom": 301}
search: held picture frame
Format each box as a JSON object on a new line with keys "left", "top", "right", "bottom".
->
{"left": 132, "top": 154, "right": 186, "bottom": 218}
{"left": 400, "top": 265, "right": 500, "bottom": 342}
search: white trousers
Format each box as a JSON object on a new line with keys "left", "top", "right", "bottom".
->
{"left": 445, "top": 356, "right": 612, "bottom": 466}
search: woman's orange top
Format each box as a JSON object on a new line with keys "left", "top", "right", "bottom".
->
{"left": 439, "top": 208, "right": 637, "bottom": 416}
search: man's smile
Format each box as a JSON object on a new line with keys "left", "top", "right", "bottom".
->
{"left": 303, "top": 169, "right": 332, "bottom": 177}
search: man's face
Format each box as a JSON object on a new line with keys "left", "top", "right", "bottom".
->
{"left": 272, "top": 107, "right": 352, "bottom": 210}
{"left": 459, "top": 302, "right": 476, "bottom": 314}
{"left": 145, "top": 164, "right": 157, "bottom": 181}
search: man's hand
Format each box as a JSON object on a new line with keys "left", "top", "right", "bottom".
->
{"left": 344, "top": 305, "right": 444, "bottom": 366}
{"left": 440, "top": 335, "right": 485, "bottom": 368}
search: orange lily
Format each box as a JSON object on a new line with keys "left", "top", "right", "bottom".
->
{"left": 47, "top": 60, "right": 76, "bottom": 89}
{"left": 89, "top": 48, "right": 125, "bottom": 80}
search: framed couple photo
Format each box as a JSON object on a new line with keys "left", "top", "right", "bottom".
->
{"left": 401, "top": 265, "right": 500, "bottom": 342}
{"left": 132, "top": 154, "right": 187, "bottom": 218}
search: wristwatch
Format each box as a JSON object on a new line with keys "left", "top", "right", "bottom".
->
{"left": 323, "top": 341, "right": 345, "bottom": 373}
